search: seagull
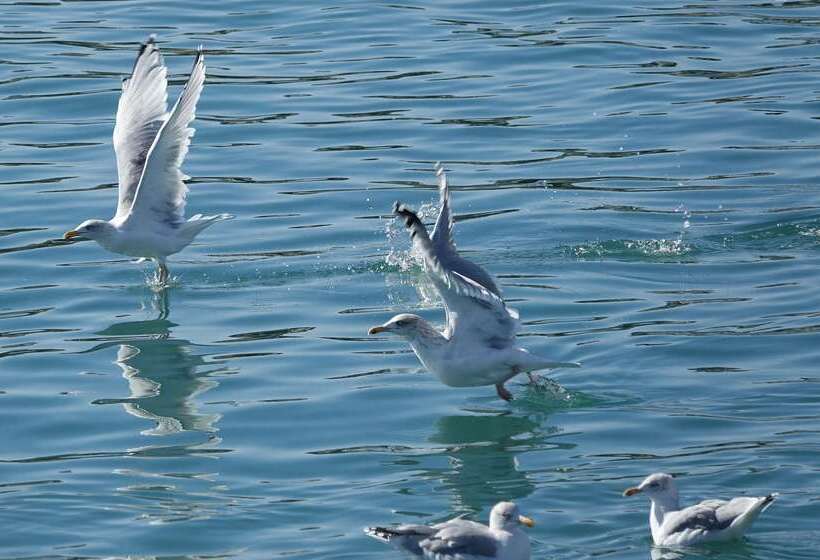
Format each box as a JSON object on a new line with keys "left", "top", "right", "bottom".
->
{"left": 365, "top": 501, "right": 534, "bottom": 560}
{"left": 623, "top": 472, "right": 777, "bottom": 547}
{"left": 64, "top": 36, "right": 231, "bottom": 285}
{"left": 368, "top": 163, "right": 578, "bottom": 401}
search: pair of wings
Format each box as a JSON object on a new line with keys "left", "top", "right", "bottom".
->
{"left": 113, "top": 36, "right": 205, "bottom": 226}
{"left": 395, "top": 163, "right": 519, "bottom": 347}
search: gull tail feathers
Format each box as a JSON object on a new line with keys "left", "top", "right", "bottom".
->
{"left": 726, "top": 493, "right": 778, "bottom": 537}
{"left": 181, "top": 213, "right": 233, "bottom": 240}
{"left": 513, "top": 348, "right": 581, "bottom": 373}
{"left": 364, "top": 525, "right": 433, "bottom": 555}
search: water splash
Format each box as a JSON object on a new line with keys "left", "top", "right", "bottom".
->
{"left": 383, "top": 198, "right": 438, "bottom": 272}
{"left": 568, "top": 203, "right": 694, "bottom": 261}
{"left": 144, "top": 269, "right": 180, "bottom": 293}
{"left": 383, "top": 198, "right": 442, "bottom": 308}
{"left": 569, "top": 238, "right": 692, "bottom": 260}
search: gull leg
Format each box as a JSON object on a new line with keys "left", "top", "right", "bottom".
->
{"left": 495, "top": 383, "right": 514, "bottom": 401}
{"left": 157, "top": 260, "right": 169, "bottom": 286}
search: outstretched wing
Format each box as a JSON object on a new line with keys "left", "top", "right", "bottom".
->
{"left": 395, "top": 199, "right": 518, "bottom": 347}
{"left": 420, "top": 519, "right": 499, "bottom": 559}
{"left": 431, "top": 162, "right": 455, "bottom": 253}
{"left": 113, "top": 36, "right": 169, "bottom": 220}
{"left": 128, "top": 46, "right": 205, "bottom": 227}
{"left": 429, "top": 163, "right": 501, "bottom": 297}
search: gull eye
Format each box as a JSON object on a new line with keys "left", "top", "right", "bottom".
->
{"left": 395, "top": 320, "right": 408, "bottom": 327}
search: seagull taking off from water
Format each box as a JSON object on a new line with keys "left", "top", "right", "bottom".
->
{"left": 365, "top": 501, "right": 534, "bottom": 560}
{"left": 64, "top": 36, "right": 231, "bottom": 285}
{"left": 368, "top": 164, "right": 578, "bottom": 401}
{"left": 623, "top": 472, "right": 777, "bottom": 547}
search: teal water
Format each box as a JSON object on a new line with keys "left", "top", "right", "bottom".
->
{"left": 1, "top": 2, "right": 819, "bottom": 559}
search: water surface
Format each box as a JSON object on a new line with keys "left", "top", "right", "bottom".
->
{"left": 1, "top": 2, "right": 819, "bottom": 559}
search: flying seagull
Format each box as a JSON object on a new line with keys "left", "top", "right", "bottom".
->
{"left": 365, "top": 501, "right": 534, "bottom": 560}
{"left": 64, "top": 36, "right": 231, "bottom": 285}
{"left": 624, "top": 472, "right": 777, "bottom": 547}
{"left": 369, "top": 163, "right": 578, "bottom": 401}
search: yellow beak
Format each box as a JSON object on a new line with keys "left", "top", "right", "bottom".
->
{"left": 368, "top": 325, "right": 387, "bottom": 335}
{"left": 623, "top": 487, "right": 641, "bottom": 497}
{"left": 518, "top": 515, "right": 535, "bottom": 528}
{"left": 64, "top": 230, "right": 80, "bottom": 240}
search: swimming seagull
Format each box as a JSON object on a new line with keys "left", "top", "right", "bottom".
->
{"left": 623, "top": 473, "right": 777, "bottom": 547}
{"left": 365, "top": 501, "right": 534, "bottom": 560}
{"left": 64, "top": 36, "right": 231, "bottom": 285}
{"left": 368, "top": 163, "right": 578, "bottom": 401}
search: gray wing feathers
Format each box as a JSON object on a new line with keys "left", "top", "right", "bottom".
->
{"left": 113, "top": 36, "right": 168, "bottom": 219}
{"left": 429, "top": 163, "right": 502, "bottom": 297}
{"left": 666, "top": 504, "right": 732, "bottom": 535}
{"left": 667, "top": 495, "right": 775, "bottom": 536}
{"left": 420, "top": 520, "right": 499, "bottom": 558}
{"left": 129, "top": 46, "right": 205, "bottom": 225}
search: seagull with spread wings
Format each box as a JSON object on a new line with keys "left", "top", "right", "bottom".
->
{"left": 624, "top": 473, "right": 777, "bottom": 547}
{"left": 64, "top": 36, "right": 231, "bottom": 285}
{"left": 369, "top": 164, "right": 578, "bottom": 401}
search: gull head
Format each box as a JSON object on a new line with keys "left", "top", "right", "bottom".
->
{"left": 623, "top": 472, "right": 678, "bottom": 501}
{"left": 368, "top": 313, "right": 427, "bottom": 339}
{"left": 488, "top": 501, "right": 535, "bottom": 532}
{"left": 64, "top": 219, "right": 115, "bottom": 243}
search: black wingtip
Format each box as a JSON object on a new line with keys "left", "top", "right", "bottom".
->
{"left": 140, "top": 34, "right": 157, "bottom": 54}
{"left": 393, "top": 201, "right": 415, "bottom": 219}
{"left": 133, "top": 35, "right": 160, "bottom": 73}
{"left": 394, "top": 204, "right": 417, "bottom": 226}
{"left": 365, "top": 526, "right": 396, "bottom": 541}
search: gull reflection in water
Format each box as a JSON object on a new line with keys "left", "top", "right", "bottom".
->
{"left": 427, "top": 412, "right": 549, "bottom": 513}
{"left": 92, "top": 294, "right": 224, "bottom": 436}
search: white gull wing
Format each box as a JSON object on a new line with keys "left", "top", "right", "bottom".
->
{"left": 126, "top": 47, "right": 205, "bottom": 227}
{"left": 430, "top": 163, "right": 501, "bottom": 297}
{"left": 661, "top": 495, "right": 776, "bottom": 544}
{"left": 394, "top": 202, "right": 518, "bottom": 348}
{"left": 113, "top": 36, "right": 168, "bottom": 220}
{"left": 431, "top": 162, "right": 455, "bottom": 254}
